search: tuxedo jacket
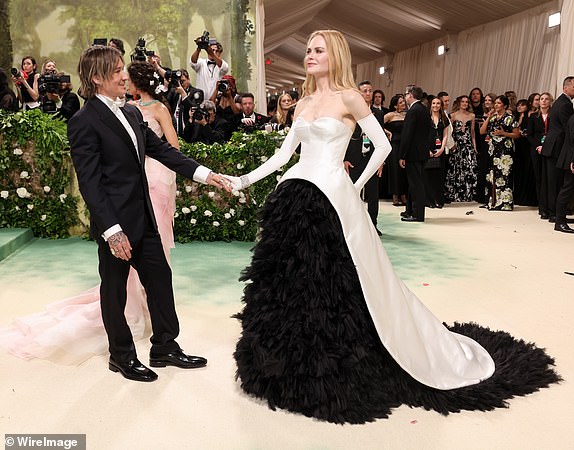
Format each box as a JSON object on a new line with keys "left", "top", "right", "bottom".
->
{"left": 344, "top": 123, "right": 373, "bottom": 175}
{"left": 68, "top": 97, "right": 200, "bottom": 242}
{"left": 557, "top": 114, "right": 574, "bottom": 169}
{"left": 234, "top": 111, "right": 269, "bottom": 132}
{"left": 371, "top": 106, "right": 388, "bottom": 126}
{"left": 541, "top": 93, "right": 574, "bottom": 158}
{"left": 399, "top": 101, "right": 433, "bottom": 162}
{"left": 527, "top": 113, "right": 546, "bottom": 151}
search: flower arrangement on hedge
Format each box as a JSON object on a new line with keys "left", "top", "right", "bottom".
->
{"left": 0, "top": 109, "right": 79, "bottom": 238}
{"left": 175, "top": 129, "right": 293, "bottom": 242}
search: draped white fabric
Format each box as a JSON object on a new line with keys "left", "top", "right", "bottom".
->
{"left": 255, "top": 0, "right": 267, "bottom": 113}
{"left": 556, "top": 0, "right": 574, "bottom": 93}
{"left": 359, "top": 1, "right": 562, "bottom": 99}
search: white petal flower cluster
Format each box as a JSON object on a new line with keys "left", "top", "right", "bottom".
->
{"left": 16, "top": 187, "right": 31, "bottom": 198}
{"left": 182, "top": 207, "right": 191, "bottom": 214}
{"left": 204, "top": 210, "right": 212, "bottom": 217}
{"left": 1, "top": 191, "right": 9, "bottom": 199}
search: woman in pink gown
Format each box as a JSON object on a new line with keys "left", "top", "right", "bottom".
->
{"left": 1, "top": 62, "right": 179, "bottom": 364}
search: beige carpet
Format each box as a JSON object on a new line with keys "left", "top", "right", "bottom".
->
{"left": 1, "top": 202, "right": 572, "bottom": 450}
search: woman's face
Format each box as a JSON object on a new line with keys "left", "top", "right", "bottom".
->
{"left": 280, "top": 95, "right": 292, "bottom": 111}
{"left": 44, "top": 61, "right": 57, "bottom": 73}
{"left": 494, "top": 98, "right": 505, "bottom": 113}
{"left": 517, "top": 103, "right": 528, "bottom": 113}
{"left": 22, "top": 58, "right": 35, "bottom": 74}
{"left": 397, "top": 96, "right": 406, "bottom": 112}
{"left": 305, "top": 35, "right": 329, "bottom": 77}
{"left": 539, "top": 94, "right": 552, "bottom": 109}
{"left": 484, "top": 96, "right": 493, "bottom": 109}
{"left": 531, "top": 94, "right": 540, "bottom": 110}
{"left": 459, "top": 96, "right": 469, "bottom": 111}
{"left": 431, "top": 98, "right": 442, "bottom": 113}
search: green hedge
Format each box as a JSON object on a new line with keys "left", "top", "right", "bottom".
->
{"left": 0, "top": 109, "right": 291, "bottom": 241}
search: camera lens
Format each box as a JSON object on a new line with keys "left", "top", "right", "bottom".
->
{"left": 11, "top": 68, "right": 19, "bottom": 77}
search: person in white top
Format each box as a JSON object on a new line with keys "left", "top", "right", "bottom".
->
{"left": 189, "top": 37, "right": 229, "bottom": 101}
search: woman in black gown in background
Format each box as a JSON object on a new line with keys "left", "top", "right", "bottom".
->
{"left": 227, "top": 30, "right": 559, "bottom": 424}
{"left": 384, "top": 94, "right": 408, "bottom": 206}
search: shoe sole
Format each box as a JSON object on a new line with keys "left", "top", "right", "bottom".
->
{"left": 108, "top": 363, "right": 158, "bottom": 382}
{"left": 149, "top": 360, "right": 207, "bottom": 369}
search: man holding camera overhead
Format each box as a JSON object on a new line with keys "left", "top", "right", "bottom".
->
{"left": 190, "top": 32, "right": 229, "bottom": 101}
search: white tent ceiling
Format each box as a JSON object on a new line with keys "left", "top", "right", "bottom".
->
{"left": 263, "top": 0, "right": 558, "bottom": 91}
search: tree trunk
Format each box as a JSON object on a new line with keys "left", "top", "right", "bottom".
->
{"left": 0, "top": 0, "right": 13, "bottom": 72}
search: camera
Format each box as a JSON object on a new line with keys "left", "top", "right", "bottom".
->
{"left": 10, "top": 67, "right": 19, "bottom": 77}
{"left": 195, "top": 31, "right": 211, "bottom": 50}
{"left": 92, "top": 38, "right": 107, "bottom": 46}
{"left": 130, "top": 37, "right": 154, "bottom": 62}
{"left": 217, "top": 79, "right": 231, "bottom": 94}
{"left": 38, "top": 73, "right": 71, "bottom": 95}
{"left": 181, "top": 87, "right": 204, "bottom": 111}
{"left": 192, "top": 104, "right": 210, "bottom": 122}
{"left": 164, "top": 68, "right": 182, "bottom": 89}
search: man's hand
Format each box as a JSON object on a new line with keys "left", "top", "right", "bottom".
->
{"left": 344, "top": 161, "right": 354, "bottom": 175}
{"left": 377, "top": 163, "right": 384, "bottom": 177}
{"left": 241, "top": 118, "right": 255, "bottom": 127}
{"left": 570, "top": 162, "right": 574, "bottom": 174}
{"left": 399, "top": 159, "right": 406, "bottom": 168}
{"left": 207, "top": 172, "right": 233, "bottom": 192}
{"left": 108, "top": 231, "right": 132, "bottom": 261}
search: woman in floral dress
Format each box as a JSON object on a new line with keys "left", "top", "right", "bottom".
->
{"left": 444, "top": 95, "right": 477, "bottom": 202}
{"left": 479, "top": 95, "right": 520, "bottom": 211}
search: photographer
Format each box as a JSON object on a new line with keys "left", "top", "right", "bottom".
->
{"left": 182, "top": 100, "right": 228, "bottom": 145}
{"left": 0, "top": 68, "right": 19, "bottom": 112}
{"left": 45, "top": 73, "right": 80, "bottom": 121}
{"left": 11, "top": 56, "right": 40, "bottom": 110}
{"left": 190, "top": 32, "right": 228, "bottom": 100}
{"left": 213, "top": 74, "right": 241, "bottom": 139}
{"left": 235, "top": 92, "right": 269, "bottom": 133}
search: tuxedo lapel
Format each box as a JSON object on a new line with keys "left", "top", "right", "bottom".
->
{"left": 121, "top": 106, "right": 146, "bottom": 163}
{"left": 88, "top": 98, "right": 141, "bottom": 164}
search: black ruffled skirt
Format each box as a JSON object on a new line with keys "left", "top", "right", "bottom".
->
{"left": 233, "top": 179, "right": 560, "bottom": 424}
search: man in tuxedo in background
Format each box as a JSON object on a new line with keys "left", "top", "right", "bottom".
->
{"left": 399, "top": 84, "right": 433, "bottom": 222}
{"left": 554, "top": 83, "right": 574, "bottom": 233}
{"left": 344, "top": 80, "right": 383, "bottom": 235}
{"left": 541, "top": 76, "right": 574, "bottom": 222}
{"left": 235, "top": 93, "right": 269, "bottom": 133}
{"left": 68, "top": 45, "right": 231, "bottom": 382}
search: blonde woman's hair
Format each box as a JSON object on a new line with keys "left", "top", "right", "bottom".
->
{"left": 301, "top": 30, "right": 356, "bottom": 97}
{"left": 77, "top": 46, "right": 123, "bottom": 99}
{"left": 41, "top": 59, "right": 57, "bottom": 74}
{"left": 275, "top": 93, "right": 293, "bottom": 125}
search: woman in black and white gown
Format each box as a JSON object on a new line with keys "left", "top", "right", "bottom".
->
{"left": 225, "top": 30, "right": 559, "bottom": 424}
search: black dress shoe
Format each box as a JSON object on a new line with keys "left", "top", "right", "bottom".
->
{"left": 400, "top": 211, "right": 409, "bottom": 218}
{"left": 548, "top": 216, "right": 556, "bottom": 223}
{"left": 109, "top": 358, "right": 158, "bottom": 382}
{"left": 540, "top": 213, "right": 549, "bottom": 220}
{"left": 149, "top": 350, "right": 207, "bottom": 369}
{"left": 401, "top": 216, "right": 424, "bottom": 222}
{"left": 554, "top": 223, "right": 574, "bottom": 233}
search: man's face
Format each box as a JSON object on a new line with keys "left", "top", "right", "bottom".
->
{"left": 242, "top": 97, "right": 255, "bottom": 116}
{"left": 181, "top": 75, "right": 190, "bottom": 89}
{"left": 359, "top": 84, "right": 373, "bottom": 104}
{"left": 95, "top": 58, "right": 127, "bottom": 99}
{"left": 564, "top": 80, "right": 574, "bottom": 99}
{"left": 441, "top": 95, "right": 450, "bottom": 110}
{"left": 470, "top": 89, "right": 481, "bottom": 103}
{"left": 209, "top": 45, "right": 221, "bottom": 61}
{"left": 373, "top": 92, "right": 383, "bottom": 106}
{"left": 404, "top": 90, "right": 414, "bottom": 106}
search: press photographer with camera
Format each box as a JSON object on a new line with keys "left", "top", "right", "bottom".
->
{"left": 182, "top": 100, "right": 228, "bottom": 145}
{"left": 212, "top": 74, "right": 241, "bottom": 139}
{"left": 235, "top": 92, "right": 270, "bottom": 133}
{"left": 11, "top": 56, "right": 40, "bottom": 110}
{"left": 44, "top": 73, "right": 80, "bottom": 121}
{"left": 190, "top": 31, "right": 229, "bottom": 101}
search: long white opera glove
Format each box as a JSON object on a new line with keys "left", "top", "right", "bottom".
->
{"left": 225, "top": 126, "right": 301, "bottom": 190}
{"left": 353, "top": 114, "right": 392, "bottom": 193}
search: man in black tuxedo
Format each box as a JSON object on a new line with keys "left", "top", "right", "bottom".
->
{"left": 68, "top": 46, "right": 231, "bottom": 382}
{"left": 541, "top": 76, "right": 574, "bottom": 222}
{"left": 555, "top": 95, "right": 574, "bottom": 233}
{"left": 235, "top": 93, "right": 269, "bottom": 133}
{"left": 344, "top": 80, "right": 383, "bottom": 235}
{"left": 399, "top": 85, "right": 433, "bottom": 222}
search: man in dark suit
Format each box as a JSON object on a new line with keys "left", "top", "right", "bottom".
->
{"left": 554, "top": 104, "right": 574, "bottom": 233}
{"left": 344, "top": 80, "right": 383, "bottom": 235}
{"left": 68, "top": 46, "right": 231, "bottom": 382}
{"left": 541, "top": 76, "right": 574, "bottom": 222}
{"left": 399, "top": 84, "right": 432, "bottom": 222}
{"left": 235, "top": 92, "right": 269, "bottom": 133}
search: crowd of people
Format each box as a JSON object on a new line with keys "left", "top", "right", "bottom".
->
{"left": 347, "top": 81, "right": 574, "bottom": 233}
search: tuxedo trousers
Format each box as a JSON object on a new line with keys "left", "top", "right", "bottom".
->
{"left": 97, "top": 223, "right": 180, "bottom": 362}
{"left": 540, "top": 154, "right": 562, "bottom": 216}
{"left": 556, "top": 169, "right": 574, "bottom": 225}
{"left": 406, "top": 160, "right": 426, "bottom": 220}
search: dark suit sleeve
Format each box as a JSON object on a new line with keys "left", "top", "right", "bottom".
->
{"left": 399, "top": 109, "right": 415, "bottom": 160}
{"left": 68, "top": 113, "right": 119, "bottom": 234}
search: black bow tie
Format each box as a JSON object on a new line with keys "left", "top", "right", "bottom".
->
{"left": 207, "top": 60, "right": 216, "bottom": 66}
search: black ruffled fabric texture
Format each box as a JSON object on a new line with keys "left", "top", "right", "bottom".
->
{"left": 233, "top": 179, "right": 560, "bottom": 424}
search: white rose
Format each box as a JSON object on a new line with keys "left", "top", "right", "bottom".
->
{"left": 232, "top": 190, "right": 240, "bottom": 197}
{"left": 174, "top": 212, "right": 179, "bottom": 218}
{"left": 176, "top": 190, "right": 181, "bottom": 197}
{"left": 43, "top": 186, "right": 51, "bottom": 193}
{"left": 276, "top": 175, "right": 282, "bottom": 182}
{"left": 1, "top": 191, "right": 8, "bottom": 199}
{"left": 229, "top": 208, "right": 235, "bottom": 216}
{"left": 59, "top": 193, "right": 67, "bottom": 203}
{"left": 13, "top": 148, "right": 23, "bottom": 155}
{"left": 213, "top": 221, "right": 220, "bottom": 227}
{"left": 40, "top": 214, "right": 47, "bottom": 221}
{"left": 239, "top": 191, "right": 246, "bottom": 198}
{"left": 190, "top": 205, "right": 197, "bottom": 211}
{"left": 27, "top": 204, "right": 34, "bottom": 210}
{"left": 224, "top": 213, "right": 231, "bottom": 219}
{"left": 16, "top": 187, "right": 30, "bottom": 198}
{"left": 20, "top": 171, "right": 29, "bottom": 179}
{"left": 239, "top": 197, "right": 246, "bottom": 203}
{"left": 190, "top": 218, "right": 197, "bottom": 225}
{"left": 238, "top": 220, "right": 245, "bottom": 226}
{"left": 260, "top": 156, "right": 268, "bottom": 162}
{"left": 182, "top": 207, "right": 191, "bottom": 214}
{"left": 252, "top": 199, "right": 257, "bottom": 205}
{"left": 204, "top": 210, "right": 212, "bottom": 217}
{"left": 185, "top": 185, "right": 192, "bottom": 193}
{"left": 15, "top": 206, "right": 20, "bottom": 210}
{"left": 236, "top": 163, "right": 244, "bottom": 169}
{"left": 208, "top": 191, "right": 215, "bottom": 198}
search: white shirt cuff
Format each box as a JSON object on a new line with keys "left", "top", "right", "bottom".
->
{"left": 193, "top": 165, "right": 211, "bottom": 184}
{"left": 102, "top": 224, "right": 123, "bottom": 241}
